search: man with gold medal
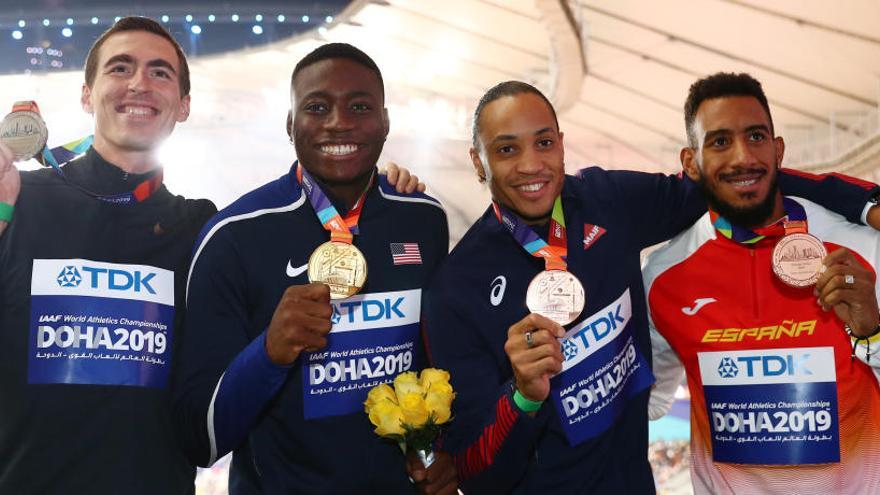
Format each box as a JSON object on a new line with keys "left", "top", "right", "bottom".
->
{"left": 174, "top": 43, "right": 457, "bottom": 494}
{"left": 422, "top": 80, "right": 880, "bottom": 494}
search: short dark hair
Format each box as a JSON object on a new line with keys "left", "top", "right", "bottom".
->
{"left": 84, "top": 16, "right": 190, "bottom": 96}
{"left": 291, "top": 43, "right": 384, "bottom": 97}
{"left": 684, "top": 72, "right": 772, "bottom": 148}
{"left": 472, "top": 80, "right": 559, "bottom": 149}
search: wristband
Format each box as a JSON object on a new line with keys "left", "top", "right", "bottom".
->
{"left": 513, "top": 389, "right": 543, "bottom": 413}
{"left": 0, "top": 202, "right": 13, "bottom": 223}
{"left": 845, "top": 318, "right": 880, "bottom": 363}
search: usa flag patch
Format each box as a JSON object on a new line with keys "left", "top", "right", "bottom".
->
{"left": 391, "top": 243, "right": 422, "bottom": 265}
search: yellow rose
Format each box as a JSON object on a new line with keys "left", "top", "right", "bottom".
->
{"left": 420, "top": 368, "right": 451, "bottom": 389}
{"left": 428, "top": 380, "right": 453, "bottom": 396}
{"left": 425, "top": 387, "right": 455, "bottom": 424}
{"left": 399, "top": 392, "right": 431, "bottom": 427}
{"left": 364, "top": 383, "right": 397, "bottom": 412}
{"left": 368, "top": 399, "right": 405, "bottom": 437}
{"left": 394, "top": 371, "right": 423, "bottom": 396}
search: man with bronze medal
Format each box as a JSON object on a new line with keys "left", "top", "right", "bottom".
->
{"left": 0, "top": 17, "right": 219, "bottom": 494}
{"left": 646, "top": 73, "right": 880, "bottom": 494}
{"left": 422, "top": 80, "right": 880, "bottom": 494}
{"left": 174, "top": 43, "right": 458, "bottom": 494}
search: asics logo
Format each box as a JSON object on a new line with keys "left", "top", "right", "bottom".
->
{"left": 490, "top": 276, "right": 506, "bottom": 306}
{"left": 286, "top": 261, "right": 308, "bottom": 278}
{"left": 681, "top": 297, "right": 717, "bottom": 316}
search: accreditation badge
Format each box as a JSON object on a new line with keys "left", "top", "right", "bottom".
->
{"left": 27, "top": 259, "right": 174, "bottom": 388}
{"left": 301, "top": 288, "right": 422, "bottom": 419}
{"left": 699, "top": 347, "right": 840, "bottom": 464}
{"left": 548, "top": 288, "right": 655, "bottom": 446}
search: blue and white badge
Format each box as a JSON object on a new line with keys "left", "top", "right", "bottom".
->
{"left": 551, "top": 288, "right": 655, "bottom": 446}
{"left": 699, "top": 347, "right": 839, "bottom": 465}
{"left": 302, "top": 288, "right": 421, "bottom": 419}
{"left": 28, "top": 259, "right": 174, "bottom": 388}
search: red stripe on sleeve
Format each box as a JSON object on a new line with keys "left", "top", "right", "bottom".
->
{"left": 455, "top": 394, "right": 520, "bottom": 480}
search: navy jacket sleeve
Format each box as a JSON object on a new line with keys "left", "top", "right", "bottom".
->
{"left": 580, "top": 167, "right": 879, "bottom": 250}
{"left": 777, "top": 168, "right": 879, "bottom": 225}
{"left": 173, "top": 226, "right": 290, "bottom": 467}
{"left": 424, "top": 279, "right": 548, "bottom": 493}
{"left": 582, "top": 168, "right": 705, "bottom": 249}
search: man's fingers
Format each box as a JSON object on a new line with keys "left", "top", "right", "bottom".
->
{"left": 382, "top": 161, "right": 401, "bottom": 184}
{"left": 508, "top": 313, "right": 565, "bottom": 338}
{"left": 516, "top": 354, "right": 564, "bottom": 379}
{"left": 822, "top": 247, "right": 858, "bottom": 268}
{"left": 0, "top": 142, "right": 13, "bottom": 167}
{"left": 284, "top": 282, "right": 332, "bottom": 303}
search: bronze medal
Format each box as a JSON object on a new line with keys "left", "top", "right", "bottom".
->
{"left": 526, "top": 269, "right": 585, "bottom": 326}
{"left": 308, "top": 241, "right": 368, "bottom": 299}
{"left": 0, "top": 102, "right": 48, "bottom": 162}
{"left": 771, "top": 232, "right": 827, "bottom": 287}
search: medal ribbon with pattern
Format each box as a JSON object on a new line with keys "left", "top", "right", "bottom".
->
{"left": 492, "top": 195, "right": 568, "bottom": 271}
{"left": 295, "top": 162, "right": 373, "bottom": 242}
{"left": 493, "top": 196, "right": 585, "bottom": 325}
{"left": 713, "top": 197, "right": 825, "bottom": 287}
{"left": 710, "top": 197, "right": 807, "bottom": 244}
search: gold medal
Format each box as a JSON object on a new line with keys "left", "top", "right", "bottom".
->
{"left": 308, "top": 241, "right": 368, "bottom": 299}
{"left": 771, "top": 232, "right": 827, "bottom": 287}
{"left": 0, "top": 101, "right": 48, "bottom": 162}
{"left": 526, "top": 269, "right": 585, "bottom": 326}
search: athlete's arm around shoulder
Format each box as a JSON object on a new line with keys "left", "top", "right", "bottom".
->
{"left": 573, "top": 166, "right": 706, "bottom": 249}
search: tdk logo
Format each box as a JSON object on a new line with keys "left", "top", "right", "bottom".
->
{"left": 331, "top": 305, "right": 342, "bottom": 325}
{"left": 56, "top": 266, "right": 82, "bottom": 287}
{"left": 717, "top": 357, "right": 739, "bottom": 378}
{"left": 720, "top": 353, "right": 812, "bottom": 378}
{"left": 569, "top": 305, "right": 625, "bottom": 350}
{"left": 335, "top": 297, "right": 405, "bottom": 324}
{"left": 561, "top": 339, "right": 578, "bottom": 361}
{"left": 70, "top": 266, "right": 157, "bottom": 294}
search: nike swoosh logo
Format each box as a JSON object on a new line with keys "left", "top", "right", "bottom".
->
{"left": 681, "top": 297, "right": 717, "bottom": 316}
{"left": 286, "top": 261, "right": 308, "bottom": 278}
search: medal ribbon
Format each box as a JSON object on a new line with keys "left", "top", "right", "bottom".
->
{"left": 42, "top": 135, "right": 162, "bottom": 205}
{"left": 711, "top": 197, "right": 808, "bottom": 244}
{"left": 295, "top": 162, "right": 372, "bottom": 244}
{"left": 492, "top": 196, "right": 568, "bottom": 271}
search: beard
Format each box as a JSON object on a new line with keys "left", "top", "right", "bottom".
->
{"left": 698, "top": 169, "right": 779, "bottom": 228}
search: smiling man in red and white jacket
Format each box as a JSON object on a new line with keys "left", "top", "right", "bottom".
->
{"left": 645, "top": 72, "right": 880, "bottom": 495}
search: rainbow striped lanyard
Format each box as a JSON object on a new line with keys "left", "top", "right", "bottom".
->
{"left": 493, "top": 195, "right": 568, "bottom": 271}
{"left": 711, "top": 197, "right": 808, "bottom": 244}
{"left": 41, "top": 135, "right": 163, "bottom": 205}
{"left": 295, "top": 162, "right": 373, "bottom": 244}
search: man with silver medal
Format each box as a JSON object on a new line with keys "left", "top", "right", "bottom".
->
{"left": 0, "top": 17, "right": 218, "bottom": 494}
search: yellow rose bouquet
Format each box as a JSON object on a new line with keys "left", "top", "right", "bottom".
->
{"left": 364, "top": 368, "right": 455, "bottom": 467}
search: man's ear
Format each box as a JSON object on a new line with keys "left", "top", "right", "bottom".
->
{"left": 774, "top": 136, "right": 785, "bottom": 168}
{"left": 470, "top": 147, "right": 487, "bottom": 183}
{"left": 680, "top": 147, "right": 701, "bottom": 182}
{"left": 81, "top": 83, "right": 93, "bottom": 114}
{"left": 176, "top": 95, "right": 191, "bottom": 123}
{"left": 382, "top": 107, "right": 390, "bottom": 138}
{"left": 286, "top": 111, "right": 293, "bottom": 140}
